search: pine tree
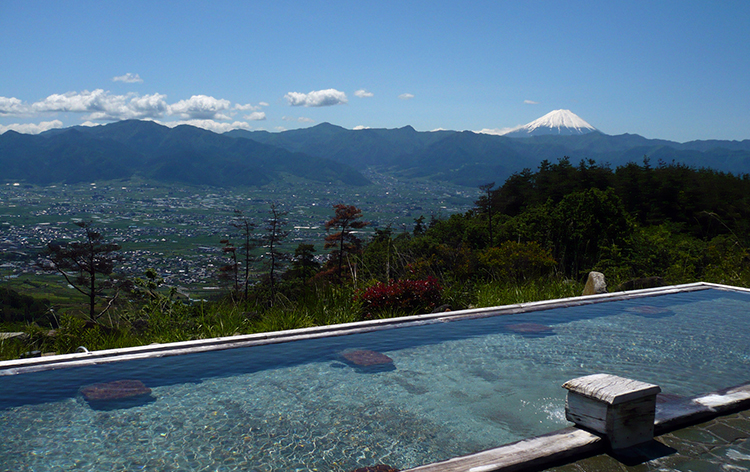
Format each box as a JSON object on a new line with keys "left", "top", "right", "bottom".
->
{"left": 44, "top": 221, "right": 121, "bottom": 322}
{"left": 324, "top": 204, "right": 368, "bottom": 283}
{"left": 261, "top": 203, "right": 289, "bottom": 302}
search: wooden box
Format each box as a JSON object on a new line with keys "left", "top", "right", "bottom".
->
{"left": 562, "top": 373, "right": 661, "bottom": 449}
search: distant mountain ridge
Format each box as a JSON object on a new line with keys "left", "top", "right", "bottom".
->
{"left": 226, "top": 116, "right": 750, "bottom": 186}
{"left": 1, "top": 112, "right": 749, "bottom": 187}
{"left": 0, "top": 120, "right": 370, "bottom": 186}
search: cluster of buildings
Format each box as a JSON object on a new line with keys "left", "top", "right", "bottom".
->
{"left": 0, "top": 175, "right": 475, "bottom": 293}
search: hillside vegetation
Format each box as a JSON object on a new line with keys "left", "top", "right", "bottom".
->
{"left": 2, "top": 158, "right": 749, "bottom": 360}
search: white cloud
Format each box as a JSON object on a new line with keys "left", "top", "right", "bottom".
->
{"left": 244, "top": 111, "right": 266, "bottom": 121}
{"left": 524, "top": 100, "right": 539, "bottom": 105}
{"left": 32, "top": 89, "right": 108, "bottom": 113}
{"left": 475, "top": 127, "right": 518, "bottom": 136}
{"left": 30, "top": 89, "right": 168, "bottom": 121}
{"left": 0, "top": 120, "right": 63, "bottom": 135}
{"left": 353, "top": 125, "right": 371, "bottom": 130}
{"left": 129, "top": 93, "right": 169, "bottom": 117}
{"left": 354, "top": 89, "right": 373, "bottom": 98}
{"left": 398, "top": 93, "right": 415, "bottom": 100}
{"left": 234, "top": 103, "right": 262, "bottom": 111}
{"left": 258, "top": 102, "right": 269, "bottom": 107}
{"left": 160, "top": 119, "right": 252, "bottom": 133}
{"left": 3, "top": 90, "right": 267, "bottom": 129}
{"left": 112, "top": 73, "right": 143, "bottom": 83}
{"left": 0, "top": 96, "right": 30, "bottom": 115}
{"left": 168, "top": 95, "right": 232, "bottom": 120}
{"left": 285, "top": 89, "right": 348, "bottom": 107}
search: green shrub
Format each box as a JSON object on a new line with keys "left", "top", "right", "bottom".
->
{"left": 477, "top": 241, "right": 556, "bottom": 283}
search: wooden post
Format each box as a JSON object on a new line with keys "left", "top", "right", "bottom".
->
{"left": 562, "top": 373, "right": 661, "bottom": 449}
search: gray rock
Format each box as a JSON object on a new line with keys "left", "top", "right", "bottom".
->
{"left": 582, "top": 271, "right": 607, "bottom": 295}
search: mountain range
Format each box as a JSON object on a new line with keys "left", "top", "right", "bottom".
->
{"left": 1, "top": 110, "right": 749, "bottom": 187}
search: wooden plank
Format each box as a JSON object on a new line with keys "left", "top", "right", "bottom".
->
{"left": 565, "top": 392, "right": 609, "bottom": 432}
{"left": 404, "top": 427, "right": 603, "bottom": 472}
{"left": 562, "top": 374, "right": 660, "bottom": 405}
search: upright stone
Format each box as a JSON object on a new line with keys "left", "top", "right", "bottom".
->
{"left": 582, "top": 271, "right": 607, "bottom": 296}
{"left": 562, "top": 373, "right": 660, "bottom": 449}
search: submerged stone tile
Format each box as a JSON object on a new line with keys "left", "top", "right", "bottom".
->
{"left": 723, "top": 417, "right": 750, "bottom": 434}
{"left": 673, "top": 458, "right": 722, "bottom": 472}
{"left": 707, "top": 445, "right": 750, "bottom": 466}
{"left": 569, "top": 454, "right": 627, "bottom": 471}
{"left": 80, "top": 379, "right": 151, "bottom": 401}
{"left": 704, "top": 423, "right": 748, "bottom": 443}
{"left": 652, "top": 433, "right": 712, "bottom": 458}
{"left": 79, "top": 379, "right": 154, "bottom": 410}
{"left": 506, "top": 322, "right": 555, "bottom": 337}
{"left": 348, "top": 465, "right": 400, "bottom": 472}
{"left": 341, "top": 350, "right": 396, "bottom": 372}
{"left": 666, "top": 426, "right": 723, "bottom": 445}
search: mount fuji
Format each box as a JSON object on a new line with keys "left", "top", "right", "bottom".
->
{"left": 502, "top": 109, "right": 597, "bottom": 137}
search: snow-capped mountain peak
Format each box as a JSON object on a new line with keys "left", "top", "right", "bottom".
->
{"left": 502, "top": 109, "right": 596, "bottom": 137}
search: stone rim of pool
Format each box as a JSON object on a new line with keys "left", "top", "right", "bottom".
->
{"left": 2, "top": 281, "right": 745, "bottom": 376}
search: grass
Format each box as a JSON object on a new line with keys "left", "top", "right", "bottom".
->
{"left": 0, "top": 278, "right": 589, "bottom": 362}
{"left": 474, "top": 278, "right": 585, "bottom": 307}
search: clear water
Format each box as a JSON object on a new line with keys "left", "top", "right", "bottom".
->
{"left": 1, "top": 288, "right": 749, "bottom": 471}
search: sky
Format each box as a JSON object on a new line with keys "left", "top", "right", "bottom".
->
{"left": 1, "top": 0, "right": 749, "bottom": 142}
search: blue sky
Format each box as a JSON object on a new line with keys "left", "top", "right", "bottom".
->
{"left": 1, "top": 0, "right": 748, "bottom": 142}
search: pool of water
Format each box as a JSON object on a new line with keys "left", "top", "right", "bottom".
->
{"left": 1, "top": 286, "right": 749, "bottom": 471}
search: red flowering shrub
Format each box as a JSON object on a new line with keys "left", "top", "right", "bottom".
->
{"left": 355, "top": 277, "right": 443, "bottom": 319}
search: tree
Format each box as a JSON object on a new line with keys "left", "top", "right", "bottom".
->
{"left": 287, "top": 243, "right": 320, "bottom": 284}
{"left": 44, "top": 221, "right": 121, "bottom": 322}
{"left": 360, "top": 226, "right": 396, "bottom": 282}
{"left": 218, "top": 238, "right": 240, "bottom": 295}
{"left": 477, "top": 182, "right": 495, "bottom": 247}
{"left": 413, "top": 215, "right": 426, "bottom": 236}
{"left": 324, "top": 204, "right": 368, "bottom": 283}
{"left": 260, "top": 203, "right": 289, "bottom": 302}
{"left": 232, "top": 210, "right": 256, "bottom": 300}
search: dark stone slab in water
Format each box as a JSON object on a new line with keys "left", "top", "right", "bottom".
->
{"left": 626, "top": 305, "right": 675, "bottom": 318}
{"left": 506, "top": 322, "right": 555, "bottom": 337}
{"left": 81, "top": 380, "right": 151, "bottom": 401}
{"left": 80, "top": 379, "right": 154, "bottom": 410}
{"left": 341, "top": 350, "right": 395, "bottom": 373}
{"left": 342, "top": 350, "right": 393, "bottom": 367}
{"left": 348, "top": 466, "right": 399, "bottom": 472}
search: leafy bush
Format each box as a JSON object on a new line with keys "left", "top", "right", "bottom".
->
{"left": 355, "top": 277, "right": 442, "bottom": 319}
{"left": 0, "top": 287, "right": 54, "bottom": 327}
{"left": 477, "top": 241, "right": 556, "bottom": 282}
